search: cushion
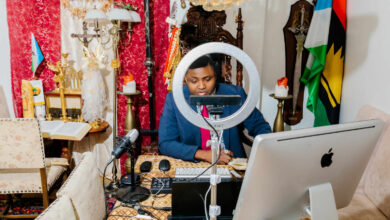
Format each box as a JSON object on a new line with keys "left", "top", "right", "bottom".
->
{"left": 0, "top": 164, "right": 66, "bottom": 194}
{"left": 338, "top": 193, "right": 387, "bottom": 220}
{"left": 35, "top": 194, "right": 78, "bottom": 220}
{"left": 45, "top": 157, "right": 69, "bottom": 166}
{"left": 354, "top": 105, "right": 390, "bottom": 218}
{"left": 0, "top": 171, "right": 43, "bottom": 193}
{"left": 56, "top": 152, "right": 105, "bottom": 220}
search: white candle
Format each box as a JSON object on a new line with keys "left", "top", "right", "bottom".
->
{"left": 123, "top": 81, "right": 136, "bottom": 93}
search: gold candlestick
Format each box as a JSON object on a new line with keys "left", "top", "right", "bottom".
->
{"left": 270, "top": 94, "right": 293, "bottom": 132}
{"left": 118, "top": 90, "right": 141, "bottom": 134}
{"left": 119, "top": 90, "right": 141, "bottom": 175}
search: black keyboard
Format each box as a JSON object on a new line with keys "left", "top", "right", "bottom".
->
{"left": 150, "top": 177, "right": 234, "bottom": 194}
{"left": 151, "top": 177, "right": 173, "bottom": 194}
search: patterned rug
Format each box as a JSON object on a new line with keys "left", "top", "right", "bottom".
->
{"left": 0, "top": 195, "right": 117, "bottom": 215}
{"left": 0, "top": 195, "right": 43, "bottom": 215}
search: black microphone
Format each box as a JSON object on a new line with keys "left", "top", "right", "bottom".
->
{"left": 112, "top": 129, "right": 139, "bottom": 159}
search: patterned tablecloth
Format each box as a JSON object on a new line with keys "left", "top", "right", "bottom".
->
{"left": 107, "top": 155, "right": 238, "bottom": 220}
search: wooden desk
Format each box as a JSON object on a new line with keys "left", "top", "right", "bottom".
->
{"left": 108, "top": 155, "right": 236, "bottom": 220}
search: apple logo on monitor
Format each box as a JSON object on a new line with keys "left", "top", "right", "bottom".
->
{"left": 321, "top": 148, "right": 334, "bottom": 168}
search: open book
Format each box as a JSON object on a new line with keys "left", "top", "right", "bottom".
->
{"left": 40, "top": 120, "right": 91, "bottom": 141}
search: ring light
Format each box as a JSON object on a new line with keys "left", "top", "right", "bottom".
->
{"left": 172, "top": 42, "right": 260, "bottom": 130}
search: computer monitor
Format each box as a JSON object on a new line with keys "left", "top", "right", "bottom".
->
{"left": 233, "top": 119, "right": 384, "bottom": 220}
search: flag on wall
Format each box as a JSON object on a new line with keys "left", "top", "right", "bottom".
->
{"left": 31, "top": 33, "right": 45, "bottom": 77}
{"left": 301, "top": 0, "right": 346, "bottom": 126}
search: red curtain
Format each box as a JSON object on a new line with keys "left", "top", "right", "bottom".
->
{"left": 7, "top": 0, "right": 169, "bottom": 174}
{"left": 7, "top": 0, "right": 61, "bottom": 117}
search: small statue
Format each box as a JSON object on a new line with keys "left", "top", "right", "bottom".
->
{"left": 81, "top": 43, "right": 108, "bottom": 129}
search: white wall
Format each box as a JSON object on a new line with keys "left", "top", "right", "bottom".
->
{"left": 0, "top": 0, "right": 15, "bottom": 117}
{"left": 340, "top": 0, "right": 390, "bottom": 122}
{"left": 225, "top": 0, "right": 314, "bottom": 130}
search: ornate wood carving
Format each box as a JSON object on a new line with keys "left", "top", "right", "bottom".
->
{"left": 282, "top": 0, "right": 313, "bottom": 125}
{"left": 181, "top": 6, "right": 244, "bottom": 85}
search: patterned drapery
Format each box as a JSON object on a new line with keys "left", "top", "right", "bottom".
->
{"left": 7, "top": 0, "right": 169, "bottom": 174}
{"left": 117, "top": 0, "right": 169, "bottom": 173}
{"left": 7, "top": 0, "right": 61, "bottom": 117}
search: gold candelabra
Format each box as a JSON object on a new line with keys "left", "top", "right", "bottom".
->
{"left": 48, "top": 53, "right": 70, "bottom": 121}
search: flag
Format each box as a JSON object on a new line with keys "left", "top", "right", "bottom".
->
{"left": 31, "top": 33, "right": 45, "bottom": 77}
{"left": 301, "top": 0, "right": 346, "bottom": 127}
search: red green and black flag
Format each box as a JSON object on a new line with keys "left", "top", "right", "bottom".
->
{"left": 301, "top": 0, "right": 346, "bottom": 126}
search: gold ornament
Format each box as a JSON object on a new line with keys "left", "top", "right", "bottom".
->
{"left": 111, "top": 59, "right": 120, "bottom": 69}
{"left": 61, "top": 0, "right": 113, "bottom": 19}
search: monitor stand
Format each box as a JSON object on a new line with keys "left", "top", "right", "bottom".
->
{"left": 305, "top": 182, "right": 338, "bottom": 220}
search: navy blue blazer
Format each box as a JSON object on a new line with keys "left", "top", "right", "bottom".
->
{"left": 158, "top": 83, "right": 271, "bottom": 161}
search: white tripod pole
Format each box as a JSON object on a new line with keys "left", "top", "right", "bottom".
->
{"left": 209, "top": 130, "right": 221, "bottom": 220}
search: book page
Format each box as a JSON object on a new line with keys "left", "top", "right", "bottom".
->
{"left": 40, "top": 120, "right": 64, "bottom": 136}
{"left": 53, "top": 122, "right": 89, "bottom": 137}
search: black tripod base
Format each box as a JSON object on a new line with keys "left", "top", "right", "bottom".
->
{"left": 115, "top": 186, "right": 150, "bottom": 204}
{"left": 120, "top": 173, "right": 141, "bottom": 187}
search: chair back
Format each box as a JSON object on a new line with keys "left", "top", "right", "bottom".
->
{"left": 56, "top": 152, "right": 105, "bottom": 220}
{"left": 35, "top": 194, "right": 77, "bottom": 220}
{"left": 0, "top": 118, "right": 45, "bottom": 169}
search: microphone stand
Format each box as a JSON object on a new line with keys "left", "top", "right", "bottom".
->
{"left": 115, "top": 143, "right": 150, "bottom": 204}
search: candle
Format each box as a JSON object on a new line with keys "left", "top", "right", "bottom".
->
{"left": 123, "top": 74, "right": 136, "bottom": 93}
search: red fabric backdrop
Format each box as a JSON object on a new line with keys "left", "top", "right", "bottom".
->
{"left": 117, "top": 0, "right": 169, "bottom": 173}
{"left": 7, "top": 0, "right": 169, "bottom": 174}
{"left": 7, "top": 0, "right": 61, "bottom": 117}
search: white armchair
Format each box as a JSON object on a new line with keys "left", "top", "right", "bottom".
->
{"left": 54, "top": 152, "right": 106, "bottom": 220}
{"left": 338, "top": 105, "right": 390, "bottom": 219}
{"left": 0, "top": 118, "right": 67, "bottom": 218}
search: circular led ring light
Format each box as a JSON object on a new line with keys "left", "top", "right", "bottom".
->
{"left": 172, "top": 42, "right": 260, "bottom": 130}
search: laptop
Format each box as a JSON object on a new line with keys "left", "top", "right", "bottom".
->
{"left": 170, "top": 180, "right": 242, "bottom": 219}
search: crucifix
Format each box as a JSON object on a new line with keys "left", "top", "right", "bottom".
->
{"left": 71, "top": 21, "right": 100, "bottom": 48}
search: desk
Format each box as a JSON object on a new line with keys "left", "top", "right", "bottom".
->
{"left": 108, "top": 155, "right": 237, "bottom": 220}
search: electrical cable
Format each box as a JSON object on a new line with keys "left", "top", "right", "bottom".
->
{"left": 112, "top": 203, "right": 172, "bottom": 212}
{"left": 110, "top": 203, "right": 160, "bottom": 219}
{"left": 107, "top": 214, "right": 136, "bottom": 219}
{"left": 203, "top": 185, "right": 212, "bottom": 220}
{"left": 141, "top": 173, "right": 169, "bottom": 199}
{"left": 103, "top": 157, "right": 114, "bottom": 220}
{"left": 186, "top": 112, "right": 223, "bottom": 182}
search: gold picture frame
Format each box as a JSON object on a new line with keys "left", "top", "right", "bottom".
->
{"left": 45, "top": 90, "right": 83, "bottom": 122}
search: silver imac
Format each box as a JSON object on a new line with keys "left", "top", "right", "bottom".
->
{"left": 234, "top": 119, "right": 384, "bottom": 220}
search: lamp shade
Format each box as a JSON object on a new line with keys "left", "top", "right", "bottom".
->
{"left": 129, "top": 10, "right": 141, "bottom": 23}
{"left": 108, "top": 8, "right": 133, "bottom": 21}
{"left": 84, "top": 9, "right": 109, "bottom": 23}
